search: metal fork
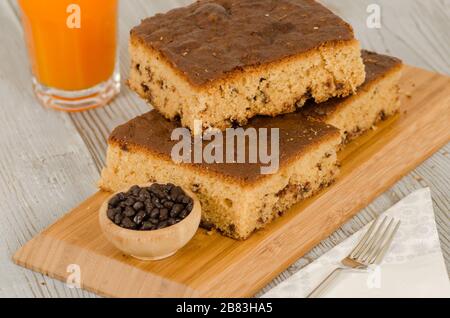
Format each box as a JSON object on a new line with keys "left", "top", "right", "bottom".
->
{"left": 307, "top": 216, "right": 401, "bottom": 298}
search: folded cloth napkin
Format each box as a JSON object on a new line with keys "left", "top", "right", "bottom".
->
{"left": 263, "top": 188, "right": 450, "bottom": 298}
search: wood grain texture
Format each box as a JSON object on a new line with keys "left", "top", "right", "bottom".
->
{"left": 0, "top": 0, "right": 98, "bottom": 298}
{"left": 13, "top": 65, "right": 450, "bottom": 297}
{"left": 1, "top": 0, "right": 449, "bottom": 297}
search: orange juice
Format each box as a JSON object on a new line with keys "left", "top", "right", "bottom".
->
{"left": 19, "top": 0, "right": 118, "bottom": 91}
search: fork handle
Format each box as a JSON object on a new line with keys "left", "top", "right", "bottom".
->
{"left": 306, "top": 267, "right": 346, "bottom": 298}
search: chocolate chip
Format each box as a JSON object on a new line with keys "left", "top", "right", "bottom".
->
{"left": 171, "top": 204, "right": 184, "bottom": 215}
{"left": 174, "top": 194, "right": 182, "bottom": 202}
{"left": 121, "top": 217, "right": 136, "bottom": 229}
{"left": 191, "top": 184, "right": 201, "bottom": 193}
{"left": 141, "top": 83, "right": 150, "bottom": 93}
{"left": 107, "top": 184, "right": 194, "bottom": 231}
{"left": 157, "top": 221, "right": 168, "bottom": 229}
{"left": 107, "top": 207, "right": 120, "bottom": 221}
{"left": 114, "top": 213, "right": 123, "bottom": 225}
{"left": 182, "top": 196, "right": 192, "bottom": 204}
{"left": 159, "top": 208, "right": 169, "bottom": 221}
{"left": 152, "top": 197, "right": 163, "bottom": 208}
{"left": 149, "top": 184, "right": 165, "bottom": 197}
{"left": 123, "top": 207, "right": 136, "bottom": 217}
{"left": 150, "top": 208, "right": 160, "bottom": 219}
{"left": 170, "top": 186, "right": 183, "bottom": 200}
{"left": 133, "top": 201, "right": 144, "bottom": 211}
{"left": 155, "top": 190, "right": 166, "bottom": 199}
{"left": 119, "top": 201, "right": 128, "bottom": 208}
{"left": 108, "top": 195, "right": 121, "bottom": 208}
{"left": 129, "top": 185, "right": 140, "bottom": 196}
{"left": 133, "top": 210, "right": 146, "bottom": 225}
{"left": 145, "top": 205, "right": 154, "bottom": 214}
{"left": 124, "top": 198, "right": 135, "bottom": 206}
{"left": 164, "top": 201, "right": 174, "bottom": 208}
{"left": 179, "top": 210, "right": 189, "bottom": 219}
{"left": 150, "top": 218, "right": 159, "bottom": 225}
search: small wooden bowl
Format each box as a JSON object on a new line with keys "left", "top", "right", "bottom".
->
{"left": 99, "top": 184, "right": 201, "bottom": 261}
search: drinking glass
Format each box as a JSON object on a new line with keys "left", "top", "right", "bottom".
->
{"left": 19, "top": 0, "right": 120, "bottom": 111}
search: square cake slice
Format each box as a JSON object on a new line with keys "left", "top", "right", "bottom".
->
{"left": 302, "top": 51, "right": 403, "bottom": 143}
{"left": 129, "top": 0, "right": 366, "bottom": 132}
{"left": 99, "top": 111, "right": 341, "bottom": 240}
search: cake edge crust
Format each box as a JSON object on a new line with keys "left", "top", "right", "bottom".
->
{"left": 130, "top": 34, "right": 364, "bottom": 89}
{"left": 101, "top": 129, "right": 341, "bottom": 189}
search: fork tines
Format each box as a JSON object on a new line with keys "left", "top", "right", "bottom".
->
{"left": 350, "top": 216, "right": 401, "bottom": 265}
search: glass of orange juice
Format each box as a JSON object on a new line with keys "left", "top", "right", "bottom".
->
{"left": 19, "top": 0, "right": 120, "bottom": 111}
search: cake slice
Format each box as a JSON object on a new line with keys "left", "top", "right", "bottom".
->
{"left": 129, "top": 0, "right": 366, "bottom": 133}
{"left": 99, "top": 111, "right": 341, "bottom": 240}
{"left": 302, "top": 51, "right": 403, "bottom": 143}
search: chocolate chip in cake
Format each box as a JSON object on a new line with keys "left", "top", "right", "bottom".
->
{"left": 106, "top": 184, "right": 194, "bottom": 231}
{"left": 141, "top": 83, "right": 150, "bottom": 93}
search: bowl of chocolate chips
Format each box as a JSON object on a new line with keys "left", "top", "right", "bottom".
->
{"left": 99, "top": 183, "right": 201, "bottom": 261}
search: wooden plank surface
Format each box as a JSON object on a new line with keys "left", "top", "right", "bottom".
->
{"left": 1, "top": 0, "right": 449, "bottom": 297}
{"left": 13, "top": 66, "right": 450, "bottom": 297}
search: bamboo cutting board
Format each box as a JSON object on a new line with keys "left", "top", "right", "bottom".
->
{"left": 13, "top": 66, "right": 450, "bottom": 297}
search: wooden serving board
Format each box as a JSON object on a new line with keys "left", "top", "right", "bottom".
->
{"left": 13, "top": 66, "right": 450, "bottom": 298}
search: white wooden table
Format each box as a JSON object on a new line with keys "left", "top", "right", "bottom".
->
{"left": 0, "top": 0, "right": 448, "bottom": 298}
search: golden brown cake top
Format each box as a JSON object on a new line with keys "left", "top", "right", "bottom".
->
{"left": 109, "top": 111, "right": 339, "bottom": 183}
{"left": 302, "top": 50, "right": 403, "bottom": 119}
{"left": 131, "top": 0, "right": 355, "bottom": 86}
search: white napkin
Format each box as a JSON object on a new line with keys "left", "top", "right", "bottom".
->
{"left": 263, "top": 188, "right": 450, "bottom": 298}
